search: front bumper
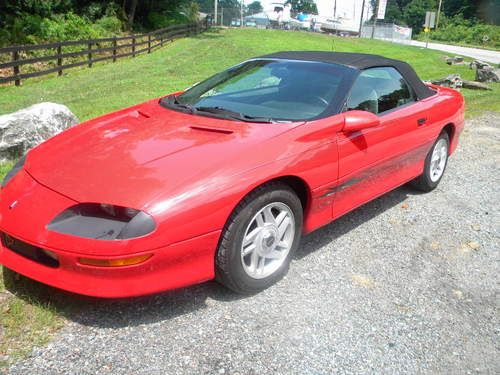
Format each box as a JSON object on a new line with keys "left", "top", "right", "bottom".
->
{"left": 0, "top": 229, "right": 220, "bottom": 298}
{"left": 0, "top": 170, "right": 220, "bottom": 298}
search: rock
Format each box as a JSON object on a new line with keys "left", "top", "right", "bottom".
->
{"left": 432, "top": 74, "right": 491, "bottom": 90}
{"left": 452, "top": 289, "right": 464, "bottom": 299}
{"left": 432, "top": 74, "right": 463, "bottom": 89}
{"left": 462, "top": 80, "right": 491, "bottom": 90}
{"left": 350, "top": 273, "right": 375, "bottom": 288}
{"left": 469, "top": 60, "right": 490, "bottom": 70}
{"left": 445, "top": 56, "right": 465, "bottom": 65}
{"left": 0, "top": 102, "right": 78, "bottom": 160}
{"left": 475, "top": 66, "right": 500, "bottom": 83}
{"left": 467, "top": 241, "right": 480, "bottom": 250}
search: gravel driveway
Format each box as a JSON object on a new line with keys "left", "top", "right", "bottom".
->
{"left": 8, "top": 114, "right": 500, "bottom": 374}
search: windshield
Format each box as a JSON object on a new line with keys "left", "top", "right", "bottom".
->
{"left": 162, "top": 59, "right": 356, "bottom": 122}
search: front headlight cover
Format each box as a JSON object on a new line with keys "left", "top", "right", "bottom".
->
{"left": 2, "top": 155, "right": 27, "bottom": 188}
{"left": 47, "top": 203, "right": 156, "bottom": 240}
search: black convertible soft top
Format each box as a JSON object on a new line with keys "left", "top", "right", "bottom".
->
{"left": 261, "top": 51, "right": 435, "bottom": 100}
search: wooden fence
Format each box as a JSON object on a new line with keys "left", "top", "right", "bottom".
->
{"left": 0, "top": 20, "right": 209, "bottom": 86}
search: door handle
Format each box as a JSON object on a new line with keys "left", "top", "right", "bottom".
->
{"left": 417, "top": 118, "right": 427, "bottom": 126}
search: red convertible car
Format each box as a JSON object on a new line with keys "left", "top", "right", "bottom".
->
{"left": 0, "top": 52, "right": 464, "bottom": 297}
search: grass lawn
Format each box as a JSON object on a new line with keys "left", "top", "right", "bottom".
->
{"left": 0, "top": 28, "right": 498, "bottom": 368}
{"left": 0, "top": 268, "right": 65, "bottom": 368}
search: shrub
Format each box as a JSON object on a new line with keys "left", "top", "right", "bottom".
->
{"left": 95, "top": 16, "right": 122, "bottom": 34}
{"left": 39, "top": 13, "right": 105, "bottom": 42}
{"left": 183, "top": 2, "right": 200, "bottom": 23}
{"left": 8, "top": 13, "right": 44, "bottom": 44}
{"left": 426, "top": 15, "right": 500, "bottom": 49}
{"left": 147, "top": 11, "right": 189, "bottom": 30}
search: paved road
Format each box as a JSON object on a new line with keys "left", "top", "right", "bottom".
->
{"left": 7, "top": 115, "right": 500, "bottom": 374}
{"left": 409, "top": 40, "right": 500, "bottom": 65}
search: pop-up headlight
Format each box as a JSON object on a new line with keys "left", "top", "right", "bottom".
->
{"left": 47, "top": 203, "right": 156, "bottom": 240}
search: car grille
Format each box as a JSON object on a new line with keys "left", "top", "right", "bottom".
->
{"left": 1, "top": 232, "right": 59, "bottom": 268}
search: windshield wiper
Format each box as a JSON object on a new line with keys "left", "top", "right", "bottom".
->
{"left": 162, "top": 95, "right": 195, "bottom": 113}
{"left": 195, "top": 106, "right": 274, "bottom": 123}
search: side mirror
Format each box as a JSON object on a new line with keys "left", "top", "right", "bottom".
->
{"left": 343, "top": 110, "right": 380, "bottom": 133}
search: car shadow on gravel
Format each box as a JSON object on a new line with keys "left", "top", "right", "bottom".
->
{"left": 296, "top": 184, "right": 416, "bottom": 260}
{"left": 3, "top": 184, "right": 417, "bottom": 329}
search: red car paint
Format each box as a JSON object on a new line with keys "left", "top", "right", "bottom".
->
{"left": 0, "top": 84, "right": 464, "bottom": 297}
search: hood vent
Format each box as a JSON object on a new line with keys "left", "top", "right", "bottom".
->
{"left": 189, "top": 126, "right": 233, "bottom": 135}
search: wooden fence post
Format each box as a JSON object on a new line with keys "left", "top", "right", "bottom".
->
{"left": 57, "top": 45, "right": 63, "bottom": 76}
{"left": 88, "top": 43, "right": 93, "bottom": 67}
{"left": 112, "top": 39, "right": 117, "bottom": 62}
{"left": 148, "top": 34, "right": 151, "bottom": 53}
{"left": 12, "top": 50, "right": 20, "bottom": 86}
{"left": 132, "top": 37, "right": 136, "bottom": 57}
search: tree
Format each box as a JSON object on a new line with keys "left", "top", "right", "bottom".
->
{"left": 285, "top": 0, "right": 318, "bottom": 15}
{"left": 246, "top": 1, "right": 263, "bottom": 15}
{"left": 126, "top": 0, "right": 139, "bottom": 29}
{"left": 196, "top": 0, "right": 243, "bottom": 25}
{"left": 477, "top": 0, "right": 500, "bottom": 25}
{"left": 442, "top": 0, "right": 477, "bottom": 20}
{"left": 183, "top": 1, "right": 200, "bottom": 22}
{"left": 403, "top": 0, "right": 437, "bottom": 31}
{"left": 196, "top": 0, "right": 216, "bottom": 14}
{"left": 369, "top": 0, "right": 411, "bottom": 23}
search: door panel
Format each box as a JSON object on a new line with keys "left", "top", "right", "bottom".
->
{"left": 333, "top": 66, "right": 434, "bottom": 219}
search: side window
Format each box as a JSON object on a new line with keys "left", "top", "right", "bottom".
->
{"left": 346, "top": 67, "right": 415, "bottom": 115}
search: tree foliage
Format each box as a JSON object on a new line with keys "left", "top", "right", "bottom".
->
{"left": 247, "top": 1, "right": 263, "bottom": 16}
{"left": 0, "top": 0, "right": 203, "bottom": 45}
{"left": 286, "top": 0, "right": 318, "bottom": 15}
{"left": 195, "top": 0, "right": 245, "bottom": 25}
{"left": 422, "top": 14, "right": 500, "bottom": 48}
{"left": 369, "top": 0, "right": 498, "bottom": 34}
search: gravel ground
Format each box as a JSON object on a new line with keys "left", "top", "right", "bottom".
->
{"left": 7, "top": 114, "right": 500, "bottom": 374}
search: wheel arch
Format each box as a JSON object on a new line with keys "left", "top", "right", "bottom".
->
{"left": 269, "top": 175, "right": 311, "bottom": 213}
{"left": 442, "top": 123, "right": 455, "bottom": 146}
{"left": 227, "top": 175, "right": 312, "bottom": 225}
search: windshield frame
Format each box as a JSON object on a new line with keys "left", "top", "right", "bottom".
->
{"left": 160, "top": 58, "right": 358, "bottom": 123}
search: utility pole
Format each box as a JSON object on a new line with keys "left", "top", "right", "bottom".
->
{"left": 214, "top": 0, "right": 218, "bottom": 26}
{"left": 240, "top": 0, "right": 243, "bottom": 27}
{"left": 436, "top": 0, "right": 443, "bottom": 29}
{"left": 371, "top": 0, "right": 378, "bottom": 39}
{"left": 333, "top": 0, "right": 337, "bottom": 18}
{"left": 358, "top": 0, "right": 366, "bottom": 38}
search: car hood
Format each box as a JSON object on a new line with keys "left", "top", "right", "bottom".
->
{"left": 26, "top": 99, "right": 302, "bottom": 210}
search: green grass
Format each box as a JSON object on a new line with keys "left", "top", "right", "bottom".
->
{"left": 0, "top": 28, "right": 498, "bottom": 120}
{"left": 0, "top": 268, "right": 65, "bottom": 368}
{"left": 0, "top": 161, "right": 14, "bottom": 179}
{"left": 0, "top": 28, "right": 499, "bottom": 368}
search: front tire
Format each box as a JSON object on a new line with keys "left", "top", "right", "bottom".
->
{"left": 215, "top": 182, "right": 303, "bottom": 294}
{"left": 411, "top": 132, "right": 450, "bottom": 192}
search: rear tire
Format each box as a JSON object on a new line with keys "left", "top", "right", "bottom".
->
{"left": 215, "top": 182, "right": 303, "bottom": 294}
{"left": 411, "top": 132, "right": 449, "bottom": 192}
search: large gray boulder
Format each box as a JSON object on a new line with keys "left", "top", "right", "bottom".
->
{"left": 0, "top": 102, "right": 78, "bottom": 160}
{"left": 475, "top": 66, "right": 500, "bottom": 83}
